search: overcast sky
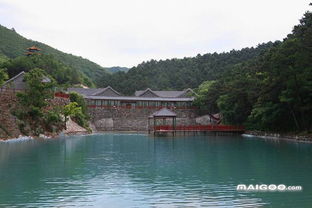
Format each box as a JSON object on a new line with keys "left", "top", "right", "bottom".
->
{"left": 0, "top": 0, "right": 310, "bottom": 67}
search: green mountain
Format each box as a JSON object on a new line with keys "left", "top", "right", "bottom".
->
{"left": 0, "top": 25, "right": 108, "bottom": 82}
{"left": 106, "top": 66, "right": 129, "bottom": 73}
{"left": 195, "top": 8, "right": 312, "bottom": 132}
{"left": 97, "top": 42, "right": 274, "bottom": 95}
{"left": 1, "top": 54, "right": 94, "bottom": 87}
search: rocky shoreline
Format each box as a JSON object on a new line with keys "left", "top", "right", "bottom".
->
{"left": 0, "top": 118, "right": 90, "bottom": 141}
{"left": 244, "top": 130, "right": 312, "bottom": 143}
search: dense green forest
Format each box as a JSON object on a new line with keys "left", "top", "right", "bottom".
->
{"left": 1, "top": 5, "right": 311, "bottom": 133}
{"left": 96, "top": 43, "right": 274, "bottom": 95}
{"left": 0, "top": 54, "right": 93, "bottom": 87}
{"left": 195, "top": 8, "right": 312, "bottom": 132}
{"left": 97, "top": 5, "right": 312, "bottom": 133}
{"left": 0, "top": 24, "right": 108, "bottom": 82}
{"left": 107, "top": 66, "right": 129, "bottom": 73}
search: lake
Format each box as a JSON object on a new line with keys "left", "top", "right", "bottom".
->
{"left": 0, "top": 134, "right": 311, "bottom": 207}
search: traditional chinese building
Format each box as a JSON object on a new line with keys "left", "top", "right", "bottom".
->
{"left": 0, "top": 71, "right": 26, "bottom": 91}
{"left": 0, "top": 71, "right": 51, "bottom": 91}
{"left": 67, "top": 87, "right": 243, "bottom": 133}
{"left": 67, "top": 87, "right": 198, "bottom": 131}
{"left": 68, "top": 87, "right": 196, "bottom": 109}
{"left": 26, "top": 46, "right": 41, "bottom": 56}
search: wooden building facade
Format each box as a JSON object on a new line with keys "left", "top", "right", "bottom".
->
{"left": 68, "top": 87, "right": 196, "bottom": 109}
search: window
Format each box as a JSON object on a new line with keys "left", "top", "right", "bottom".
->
{"left": 90, "top": 100, "right": 96, "bottom": 105}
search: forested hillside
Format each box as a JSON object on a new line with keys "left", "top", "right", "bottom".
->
{"left": 97, "top": 4, "right": 311, "bottom": 133}
{"left": 96, "top": 43, "right": 274, "bottom": 95}
{"left": 195, "top": 8, "right": 312, "bottom": 132}
{"left": 0, "top": 25, "right": 107, "bottom": 81}
{"left": 1, "top": 54, "right": 93, "bottom": 87}
{"left": 1, "top": 4, "right": 311, "bottom": 133}
{"left": 107, "top": 66, "right": 129, "bottom": 73}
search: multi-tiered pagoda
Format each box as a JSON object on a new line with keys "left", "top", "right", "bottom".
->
{"left": 26, "top": 46, "right": 41, "bottom": 56}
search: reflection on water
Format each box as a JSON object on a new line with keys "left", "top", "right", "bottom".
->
{"left": 0, "top": 134, "right": 312, "bottom": 207}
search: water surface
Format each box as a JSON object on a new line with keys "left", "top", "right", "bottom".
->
{"left": 0, "top": 134, "right": 311, "bottom": 207}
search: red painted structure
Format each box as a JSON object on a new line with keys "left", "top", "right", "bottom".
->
{"left": 54, "top": 92, "right": 69, "bottom": 99}
{"left": 154, "top": 125, "right": 244, "bottom": 132}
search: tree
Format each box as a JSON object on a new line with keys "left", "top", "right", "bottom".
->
{"left": 14, "top": 68, "right": 59, "bottom": 136}
{"left": 69, "top": 92, "right": 88, "bottom": 116}
{"left": 63, "top": 102, "right": 83, "bottom": 130}
{"left": 192, "top": 3, "right": 312, "bottom": 132}
{"left": 0, "top": 68, "right": 8, "bottom": 86}
{"left": 17, "top": 68, "right": 55, "bottom": 110}
{"left": 1, "top": 54, "right": 93, "bottom": 87}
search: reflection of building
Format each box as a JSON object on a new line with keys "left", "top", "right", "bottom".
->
{"left": 68, "top": 87, "right": 196, "bottom": 109}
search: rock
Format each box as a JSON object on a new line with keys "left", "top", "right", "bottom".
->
{"left": 63, "top": 117, "right": 88, "bottom": 134}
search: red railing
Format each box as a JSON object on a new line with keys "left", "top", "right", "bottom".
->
{"left": 154, "top": 125, "right": 244, "bottom": 132}
{"left": 54, "top": 92, "right": 69, "bottom": 99}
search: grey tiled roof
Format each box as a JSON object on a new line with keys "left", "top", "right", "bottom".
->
{"left": 1, "top": 71, "right": 25, "bottom": 88}
{"left": 69, "top": 86, "right": 195, "bottom": 101}
{"left": 67, "top": 88, "right": 104, "bottom": 96}
{"left": 1, "top": 71, "right": 52, "bottom": 90}
{"left": 85, "top": 95, "right": 194, "bottom": 102}
{"left": 68, "top": 86, "right": 121, "bottom": 97}
{"left": 92, "top": 86, "right": 121, "bottom": 96}
{"left": 135, "top": 88, "right": 195, "bottom": 98}
{"left": 151, "top": 108, "right": 177, "bottom": 117}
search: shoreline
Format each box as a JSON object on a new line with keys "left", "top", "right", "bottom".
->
{"left": 0, "top": 130, "right": 91, "bottom": 142}
{"left": 243, "top": 131, "right": 312, "bottom": 144}
{"left": 2, "top": 130, "right": 312, "bottom": 144}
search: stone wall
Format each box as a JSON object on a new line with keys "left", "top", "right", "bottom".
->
{"left": 0, "top": 91, "right": 21, "bottom": 139}
{"left": 0, "top": 92, "right": 70, "bottom": 140}
{"left": 88, "top": 108, "right": 198, "bottom": 131}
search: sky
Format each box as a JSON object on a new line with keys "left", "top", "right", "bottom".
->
{"left": 0, "top": 0, "right": 310, "bottom": 67}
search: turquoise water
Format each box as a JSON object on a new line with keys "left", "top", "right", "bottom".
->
{"left": 0, "top": 134, "right": 312, "bottom": 207}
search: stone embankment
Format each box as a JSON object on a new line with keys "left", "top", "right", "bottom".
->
{"left": 0, "top": 91, "right": 21, "bottom": 139}
{"left": 89, "top": 108, "right": 198, "bottom": 131}
{"left": 0, "top": 91, "right": 88, "bottom": 140}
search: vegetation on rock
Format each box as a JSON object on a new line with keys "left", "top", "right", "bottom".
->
{"left": 12, "top": 69, "right": 60, "bottom": 136}
{"left": 68, "top": 92, "right": 90, "bottom": 129}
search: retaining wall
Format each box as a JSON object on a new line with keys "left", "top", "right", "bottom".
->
{"left": 88, "top": 108, "right": 198, "bottom": 131}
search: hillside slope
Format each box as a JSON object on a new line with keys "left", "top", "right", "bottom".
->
{"left": 97, "top": 42, "right": 274, "bottom": 95}
{"left": 106, "top": 66, "right": 129, "bottom": 73}
{"left": 0, "top": 25, "right": 108, "bottom": 81}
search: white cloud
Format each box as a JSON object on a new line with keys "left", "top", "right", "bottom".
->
{"left": 0, "top": 0, "right": 310, "bottom": 67}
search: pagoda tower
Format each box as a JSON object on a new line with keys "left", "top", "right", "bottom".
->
{"left": 26, "top": 46, "right": 41, "bottom": 56}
